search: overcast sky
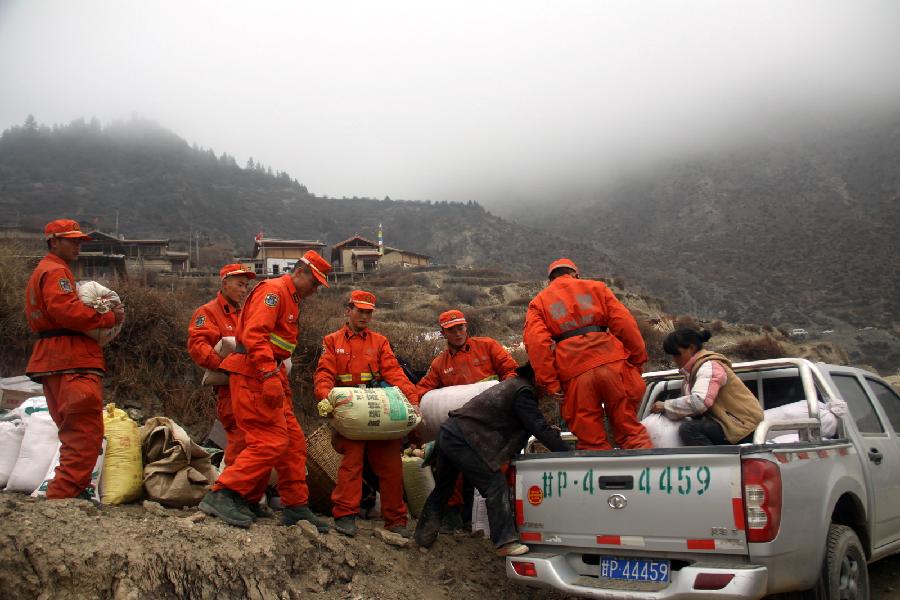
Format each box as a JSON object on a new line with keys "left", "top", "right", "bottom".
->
{"left": 1, "top": 1, "right": 899, "bottom": 207}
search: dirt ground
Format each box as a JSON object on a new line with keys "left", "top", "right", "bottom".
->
{"left": 1, "top": 492, "right": 898, "bottom": 600}
{"left": 0, "top": 492, "right": 565, "bottom": 600}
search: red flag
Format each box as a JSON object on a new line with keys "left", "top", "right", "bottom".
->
{"left": 255, "top": 230, "right": 263, "bottom": 243}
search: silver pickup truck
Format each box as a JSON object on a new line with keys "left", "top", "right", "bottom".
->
{"left": 506, "top": 359, "right": 900, "bottom": 599}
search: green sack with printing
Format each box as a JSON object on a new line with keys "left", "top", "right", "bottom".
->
{"left": 317, "top": 387, "right": 421, "bottom": 441}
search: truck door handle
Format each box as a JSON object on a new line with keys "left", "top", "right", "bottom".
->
{"left": 869, "top": 448, "right": 884, "bottom": 465}
{"left": 597, "top": 476, "right": 633, "bottom": 490}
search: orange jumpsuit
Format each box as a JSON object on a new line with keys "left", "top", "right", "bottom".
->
{"left": 416, "top": 336, "right": 518, "bottom": 508}
{"left": 214, "top": 274, "right": 309, "bottom": 507}
{"left": 524, "top": 274, "right": 651, "bottom": 450}
{"left": 315, "top": 325, "right": 419, "bottom": 527}
{"left": 416, "top": 336, "right": 519, "bottom": 395}
{"left": 187, "top": 292, "right": 245, "bottom": 467}
{"left": 25, "top": 253, "right": 117, "bottom": 498}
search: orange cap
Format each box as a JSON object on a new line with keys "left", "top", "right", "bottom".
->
{"left": 299, "top": 250, "right": 331, "bottom": 287}
{"left": 349, "top": 290, "right": 376, "bottom": 309}
{"left": 219, "top": 263, "right": 256, "bottom": 280}
{"left": 547, "top": 257, "right": 578, "bottom": 277}
{"left": 44, "top": 219, "right": 93, "bottom": 241}
{"left": 439, "top": 309, "right": 467, "bottom": 329}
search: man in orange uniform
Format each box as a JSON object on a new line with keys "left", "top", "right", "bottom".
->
{"left": 524, "top": 258, "right": 651, "bottom": 450}
{"left": 25, "top": 219, "right": 125, "bottom": 499}
{"left": 315, "top": 290, "right": 419, "bottom": 537}
{"left": 187, "top": 264, "right": 255, "bottom": 467}
{"left": 199, "top": 251, "right": 332, "bottom": 530}
{"left": 416, "top": 309, "right": 519, "bottom": 530}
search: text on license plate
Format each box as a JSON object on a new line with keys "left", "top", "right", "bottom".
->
{"left": 600, "top": 557, "right": 670, "bottom": 583}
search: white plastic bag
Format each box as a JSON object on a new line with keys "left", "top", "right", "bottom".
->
{"left": 641, "top": 413, "right": 683, "bottom": 448}
{"left": 419, "top": 380, "right": 500, "bottom": 442}
{"left": 4, "top": 404, "right": 60, "bottom": 492}
{"left": 0, "top": 420, "right": 26, "bottom": 487}
{"left": 77, "top": 280, "right": 122, "bottom": 347}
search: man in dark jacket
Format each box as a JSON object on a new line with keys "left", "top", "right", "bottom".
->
{"left": 414, "top": 363, "right": 569, "bottom": 556}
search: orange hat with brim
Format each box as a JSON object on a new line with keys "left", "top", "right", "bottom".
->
{"left": 547, "top": 257, "right": 578, "bottom": 277}
{"left": 350, "top": 290, "right": 376, "bottom": 309}
{"left": 44, "top": 219, "right": 93, "bottom": 241}
{"left": 439, "top": 309, "right": 467, "bottom": 329}
{"left": 300, "top": 250, "right": 331, "bottom": 287}
{"left": 220, "top": 263, "right": 256, "bottom": 280}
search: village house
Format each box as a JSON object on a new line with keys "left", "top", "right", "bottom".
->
{"left": 238, "top": 237, "right": 327, "bottom": 276}
{"left": 82, "top": 231, "right": 190, "bottom": 275}
{"left": 330, "top": 235, "right": 431, "bottom": 275}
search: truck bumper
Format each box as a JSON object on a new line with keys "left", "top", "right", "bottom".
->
{"left": 506, "top": 553, "right": 768, "bottom": 600}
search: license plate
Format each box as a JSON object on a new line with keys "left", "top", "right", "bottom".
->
{"left": 599, "top": 556, "right": 670, "bottom": 583}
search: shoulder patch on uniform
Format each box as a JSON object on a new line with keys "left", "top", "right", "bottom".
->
{"left": 58, "top": 278, "right": 73, "bottom": 294}
{"left": 194, "top": 314, "right": 206, "bottom": 328}
{"left": 264, "top": 292, "right": 279, "bottom": 307}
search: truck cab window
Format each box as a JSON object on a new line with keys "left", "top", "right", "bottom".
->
{"left": 865, "top": 379, "right": 900, "bottom": 435}
{"left": 833, "top": 374, "right": 885, "bottom": 435}
{"left": 762, "top": 376, "right": 805, "bottom": 410}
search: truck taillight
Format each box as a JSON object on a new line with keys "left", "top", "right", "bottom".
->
{"left": 507, "top": 464, "right": 524, "bottom": 525}
{"left": 741, "top": 458, "right": 782, "bottom": 543}
{"left": 506, "top": 463, "right": 516, "bottom": 488}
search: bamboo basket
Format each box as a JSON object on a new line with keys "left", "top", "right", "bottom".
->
{"left": 306, "top": 424, "right": 342, "bottom": 514}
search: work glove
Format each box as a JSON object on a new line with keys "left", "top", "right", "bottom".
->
{"left": 262, "top": 376, "right": 283, "bottom": 407}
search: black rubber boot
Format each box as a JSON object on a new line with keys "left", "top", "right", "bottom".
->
{"left": 199, "top": 489, "right": 253, "bottom": 528}
{"left": 333, "top": 515, "right": 358, "bottom": 537}
{"left": 281, "top": 505, "right": 329, "bottom": 533}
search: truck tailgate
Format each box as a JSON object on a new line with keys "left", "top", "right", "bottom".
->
{"left": 515, "top": 449, "right": 749, "bottom": 555}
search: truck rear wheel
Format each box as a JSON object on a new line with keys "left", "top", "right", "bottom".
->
{"left": 771, "top": 524, "right": 868, "bottom": 600}
{"left": 819, "top": 524, "right": 869, "bottom": 600}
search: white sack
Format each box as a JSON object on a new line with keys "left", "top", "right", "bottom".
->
{"left": 12, "top": 396, "right": 48, "bottom": 419}
{"left": 77, "top": 280, "right": 122, "bottom": 347}
{"left": 764, "top": 400, "right": 838, "bottom": 439}
{"left": 641, "top": 413, "right": 683, "bottom": 448}
{"left": 4, "top": 405, "right": 60, "bottom": 492}
{"left": 201, "top": 337, "right": 292, "bottom": 386}
{"left": 0, "top": 420, "right": 26, "bottom": 487}
{"left": 418, "top": 380, "right": 500, "bottom": 442}
{"left": 32, "top": 439, "right": 105, "bottom": 500}
{"left": 201, "top": 337, "right": 236, "bottom": 386}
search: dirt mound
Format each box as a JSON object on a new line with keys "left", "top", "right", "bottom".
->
{"left": 0, "top": 493, "right": 560, "bottom": 600}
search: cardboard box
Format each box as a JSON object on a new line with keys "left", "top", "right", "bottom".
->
{"left": 0, "top": 375, "right": 44, "bottom": 410}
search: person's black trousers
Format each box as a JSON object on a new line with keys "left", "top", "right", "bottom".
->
{"left": 679, "top": 415, "right": 753, "bottom": 446}
{"left": 417, "top": 424, "right": 518, "bottom": 548}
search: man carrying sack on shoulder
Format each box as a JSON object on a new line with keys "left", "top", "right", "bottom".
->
{"left": 25, "top": 219, "right": 125, "bottom": 500}
{"left": 314, "top": 290, "right": 419, "bottom": 538}
{"left": 199, "top": 251, "right": 331, "bottom": 530}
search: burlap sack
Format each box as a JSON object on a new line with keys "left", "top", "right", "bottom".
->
{"left": 139, "top": 417, "right": 218, "bottom": 507}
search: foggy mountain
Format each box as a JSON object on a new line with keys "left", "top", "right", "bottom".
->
{"left": 0, "top": 117, "right": 611, "bottom": 275}
{"left": 512, "top": 115, "right": 900, "bottom": 334}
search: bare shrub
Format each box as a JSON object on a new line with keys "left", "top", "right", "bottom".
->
{"left": 444, "top": 284, "right": 489, "bottom": 307}
{"left": 732, "top": 335, "right": 787, "bottom": 361}
{"left": 0, "top": 245, "right": 34, "bottom": 375}
{"left": 675, "top": 315, "right": 700, "bottom": 330}
{"left": 709, "top": 319, "right": 726, "bottom": 333}
{"left": 506, "top": 296, "right": 531, "bottom": 307}
{"left": 638, "top": 319, "right": 669, "bottom": 369}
